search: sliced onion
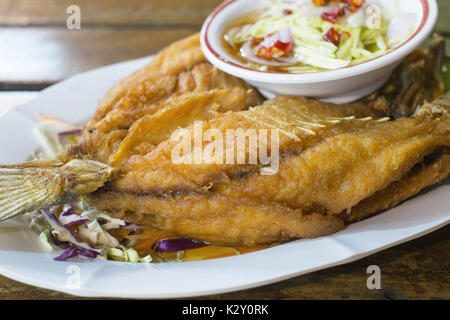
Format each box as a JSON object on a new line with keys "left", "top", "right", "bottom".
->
{"left": 154, "top": 238, "right": 209, "bottom": 253}
{"left": 82, "top": 212, "right": 126, "bottom": 230}
{"left": 224, "top": 27, "right": 241, "bottom": 49}
{"left": 387, "top": 13, "right": 417, "bottom": 47}
{"left": 276, "top": 55, "right": 304, "bottom": 64}
{"left": 257, "top": 28, "right": 294, "bottom": 52}
{"left": 79, "top": 219, "right": 120, "bottom": 247}
{"left": 297, "top": 2, "right": 340, "bottom": 17}
{"left": 346, "top": 9, "right": 364, "bottom": 27}
{"left": 277, "top": 27, "right": 294, "bottom": 44}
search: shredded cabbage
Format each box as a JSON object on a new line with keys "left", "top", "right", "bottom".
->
{"left": 33, "top": 120, "right": 81, "bottom": 158}
{"left": 30, "top": 203, "right": 150, "bottom": 262}
{"left": 105, "top": 247, "right": 141, "bottom": 263}
{"left": 29, "top": 118, "right": 151, "bottom": 263}
{"left": 38, "top": 230, "right": 54, "bottom": 252}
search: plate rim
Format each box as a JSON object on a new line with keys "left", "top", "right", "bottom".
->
{"left": 0, "top": 56, "right": 448, "bottom": 299}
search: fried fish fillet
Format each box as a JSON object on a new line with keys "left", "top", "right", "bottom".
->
{"left": 75, "top": 34, "right": 263, "bottom": 163}
{"left": 86, "top": 34, "right": 448, "bottom": 245}
{"left": 89, "top": 94, "right": 450, "bottom": 245}
{"left": 0, "top": 34, "right": 448, "bottom": 248}
{"left": 74, "top": 33, "right": 446, "bottom": 165}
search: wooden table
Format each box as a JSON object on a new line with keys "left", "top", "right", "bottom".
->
{"left": 0, "top": 0, "right": 449, "bottom": 300}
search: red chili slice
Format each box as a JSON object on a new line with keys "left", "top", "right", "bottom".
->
{"left": 255, "top": 31, "right": 294, "bottom": 60}
{"left": 323, "top": 27, "right": 342, "bottom": 46}
{"left": 321, "top": 12, "right": 339, "bottom": 23}
{"left": 320, "top": 0, "right": 365, "bottom": 22}
{"left": 321, "top": 6, "right": 346, "bottom": 23}
{"left": 257, "top": 46, "right": 273, "bottom": 60}
{"left": 269, "top": 40, "right": 293, "bottom": 58}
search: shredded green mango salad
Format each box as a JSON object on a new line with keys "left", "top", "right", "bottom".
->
{"left": 224, "top": 0, "right": 417, "bottom": 72}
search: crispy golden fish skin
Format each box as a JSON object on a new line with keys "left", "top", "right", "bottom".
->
{"left": 89, "top": 94, "right": 450, "bottom": 246}
{"left": 75, "top": 34, "right": 263, "bottom": 163}
{"left": 346, "top": 150, "right": 450, "bottom": 224}
{"left": 89, "top": 192, "right": 345, "bottom": 246}
{"left": 109, "top": 97, "right": 386, "bottom": 194}
{"left": 90, "top": 33, "right": 207, "bottom": 123}
{"left": 70, "top": 36, "right": 450, "bottom": 246}
{"left": 0, "top": 34, "right": 448, "bottom": 249}
{"left": 214, "top": 103, "right": 450, "bottom": 214}
{"left": 107, "top": 87, "right": 253, "bottom": 167}
{"left": 0, "top": 160, "right": 116, "bottom": 221}
{"left": 73, "top": 34, "right": 446, "bottom": 168}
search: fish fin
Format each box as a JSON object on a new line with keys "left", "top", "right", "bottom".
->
{"left": 0, "top": 163, "right": 63, "bottom": 221}
{"left": 414, "top": 93, "right": 450, "bottom": 119}
{"left": 431, "top": 92, "right": 450, "bottom": 108}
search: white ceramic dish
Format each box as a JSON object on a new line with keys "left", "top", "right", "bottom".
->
{"left": 200, "top": 0, "right": 438, "bottom": 103}
{"left": 0, "top": 56, "right": 448, "bottom": 298}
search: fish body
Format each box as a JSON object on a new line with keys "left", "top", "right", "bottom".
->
{"left": 89, "top": 94, "right": 450, "bottom": 246}
{"left": 0, "top": 34, "right": 448, "bottom": 247}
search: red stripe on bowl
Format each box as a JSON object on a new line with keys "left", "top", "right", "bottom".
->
{"left": 203, "top": 0, "right": 430, "bottom": 75}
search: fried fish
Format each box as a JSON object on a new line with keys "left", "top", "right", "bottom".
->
{"left": 0, "top": 34, "right": 448, "bottom": 248}
{"left": 89, "top": 94, "right": 450, "bottom": 245}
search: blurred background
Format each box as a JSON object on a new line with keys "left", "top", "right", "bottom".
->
{"left": 0, "top": 0, "right": 447, "bottom": 91}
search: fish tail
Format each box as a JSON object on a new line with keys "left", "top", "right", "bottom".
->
{"left": 0, "top": 159, "right": 117, "bottom": 222}
{"left": 0, "top": 161, "right": 63, "bottom": 221}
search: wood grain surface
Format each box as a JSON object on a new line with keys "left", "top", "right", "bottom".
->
{"left": 0, "top": 0, "right": 447, "bottom": 87}
{"left": 0, "top": 0, "right": 448, "bottom": 300}
{"left": 0, "top": 0, "right": 223, "bottom": 26}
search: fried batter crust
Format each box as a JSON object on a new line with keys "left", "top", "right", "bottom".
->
{"left": 75, "top": 34, "right": 449, "bottom": 246}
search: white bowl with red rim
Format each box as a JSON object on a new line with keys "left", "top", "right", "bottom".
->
{"left": 200, "top": 0, "right": 438, "bottom": 103}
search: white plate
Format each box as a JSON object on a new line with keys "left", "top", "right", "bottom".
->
{"left": 0, "top": 57, "right": 448, "bottom": 298}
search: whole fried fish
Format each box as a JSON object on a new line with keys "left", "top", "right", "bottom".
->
{"left": 89, "top": 94, "right": 450, "bottom": 245}
{"left": 0, "top": 34, "right": 448, "bottom": 248}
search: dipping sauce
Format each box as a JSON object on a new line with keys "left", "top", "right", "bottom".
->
{"left": 223, "top": 0, "right": 417, "bottom": 73}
